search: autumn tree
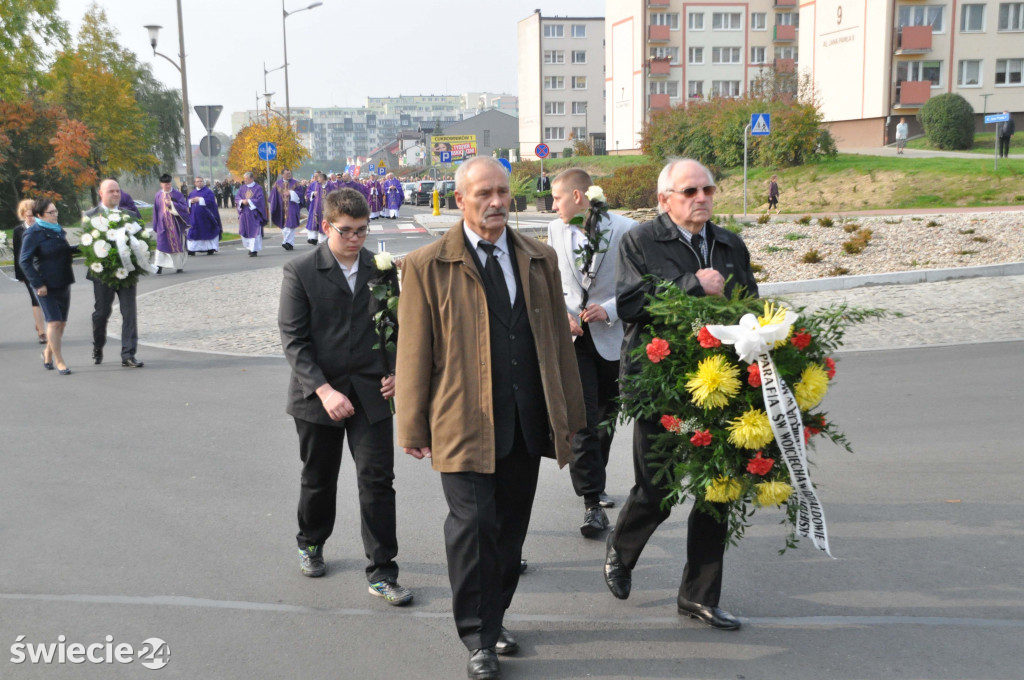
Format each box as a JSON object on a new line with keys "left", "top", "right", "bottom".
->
{"left": 0, "top": 0, "right": 69, "bottom": 100}
{"left": 228, "top": 117, "right": 310, "bottom": 184}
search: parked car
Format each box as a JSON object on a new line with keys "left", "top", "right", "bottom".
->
{"left": 402, "top": 182, "right": 415, "bottom": 202}
{"left": 411, "top": 180, "right": 436, "bottom": 206}
{"left": 436, "top": 180, "right": 456, "bottom": 197}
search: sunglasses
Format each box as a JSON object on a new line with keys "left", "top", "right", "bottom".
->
{"left": 666, "top": 185, "right": 717, "bottom": 198}
{"left": 329, "top": 224, "right": 368, "bottom": 239}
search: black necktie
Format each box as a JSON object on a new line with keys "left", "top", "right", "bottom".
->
{"left": 478, "top": 242, "right": 512, "bottom": 315}
{"left": 690, "top": 232, "right": 707, "bottom": 268}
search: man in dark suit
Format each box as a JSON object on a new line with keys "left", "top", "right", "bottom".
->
{"left": 536, "top": 170, "right": 550, "bottom": 192}
{"left": 84, "top": 178, "right": 144, "bottom": 368}
{"left": 396, "top": 157, "right": 586, "bottom": 680}
{"left": 604, "top": 158, "right": 758, "bottom": 631}
{"left": 997, "top": 112, "right": 1015, "bottom": 158}
{"left": 278, "top": 187, "right": 413, "bottom": 607}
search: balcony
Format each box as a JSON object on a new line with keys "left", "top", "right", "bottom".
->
{"left": 895, "top": 80, "right": 932, "bottom": 107}
{"left": 895, "top": 25, "right": 932, "bottom": 54}
{"left": 648, "top": 0, "right": 670, "bottom": 5}
{"left": 648, "top": 25, "right": 670, "bottom": 42}
{"left": 649, "top": 94, "right": 671, "bottom": 110}
{"left": 649, "top": 57, "right": 671, "bottom": 76}
{"left": 774, "top": 58, "right": 796, "bottom": 73}
{"left": 773, "top": 0, "right": 796, "bottom": 6}
{"left": 774, "top": 24, "right": 796, "bottom": 41}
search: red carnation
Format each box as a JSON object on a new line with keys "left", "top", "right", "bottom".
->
{"left": 790, "top": 329, "right": 812, "bottom": 350}
{"left": 690, "top": 429, "right": 712, "bottom": 447}
{"left": 824, "top": 357, "right": 836, "bottom": 379}
{"left": 646, "top": 337, "right": 671, "bottom": 363}
{"left": 746, "top": 451, "right": 774, "bottom": 476}
{"left": 661, "top": 415, "right": 684, "bottom": 433}
{"left": 747, "top": 363, "right": 761, "bottom": 387}
{"left": 697, "top": 326, "right": 722, "bottom": 348}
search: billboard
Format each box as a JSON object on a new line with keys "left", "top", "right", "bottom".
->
{"left": 431, "top": 135, "right": 477, "bottom": 165}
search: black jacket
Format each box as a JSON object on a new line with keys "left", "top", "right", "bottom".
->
{"left": 615, "top": 214, "right": 758, "bottom": 375}
{"left": 18, "top": 225, "right": 78, "bottom": 290}
{"left": 998, "top": 118, "right": 1015, "bottom": 138}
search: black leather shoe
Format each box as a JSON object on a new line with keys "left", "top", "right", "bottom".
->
{"left": 92, "top": 347, "right": 102, "bottom": 365}
{"left": 467, "top": 648, "right": 500, "bottom": 679}
{"left": 122, "top": 358, "right": 145, "bottom": 368}
{"left": 494, "top": 627, "right": 519, "bottom": 656}
{"left": 282, "top": 243, "right": 294, "bottom": 251}
{"left": 598, "top": 492, "right": 616, "bottom": 508}
{"left": 580, "top": 505, "right": 609, "bottom": 538}
{"left": 677, "top": 598, "right": 741, "bottom": 630}
{"left": 604, "top": 532, "right": 631, "bottom": 600}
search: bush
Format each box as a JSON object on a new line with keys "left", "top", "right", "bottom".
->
{"left": 817, "top": 216, "right": 834, "bottom": 228}
{"left": 602, "top": 162, "right": 661, "bottom": 209}
{"left": 918, "top": 93, "right": 975, "bottom": 150}
{"left": 756, "top": 213, "right": 772, "bottom": 225}
{"left": 796, "top": 215, "right": 812, "bottom": 225}
{"left": 802, "top": 249, "right": 822, "bottom": 263}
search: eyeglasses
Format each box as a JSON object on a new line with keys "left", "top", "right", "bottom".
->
{"left": 329, "top": 224, "right": 368, "bottom": 239}
{"left": 43, "top": 209, "right": 58, "bottom": 216}
{"left": 666, "top": 185, "right": 717, "bottom": 198}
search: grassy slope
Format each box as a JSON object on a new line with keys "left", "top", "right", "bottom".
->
{"left": 906, "top": 131, "right": 1024, "bottom": 155}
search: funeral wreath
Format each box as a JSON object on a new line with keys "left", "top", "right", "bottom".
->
{"left": 78, "top": 212, "right": 157, "bottom": 289}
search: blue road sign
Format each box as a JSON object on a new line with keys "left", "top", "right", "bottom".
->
{"left": 439, "top": 150, "right": 452, "bottom": 163}
{"left": 751, "top": 114, "right": 771, "bottom": 136}
{"left": 258, "top": 142, "right": 278, "bottom": 161}
{"left": 377, "top": 167, "right": 386, "bottom": 176}
{"left": 498, "top": 158, "right": 512, "bottom": 174}
{"left": 985, "top": 112, "right": 1010, "bottom": 124}
{"left": 535, "top": 143, "right": 550, "bottom": 159}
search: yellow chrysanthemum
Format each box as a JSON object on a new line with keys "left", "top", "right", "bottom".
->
{"left": 727, "top": 408, "right": 775, "bottom": 450}
{"left": 705, "top": 476, "right": 743, "bottom": 503}
{"left": 758, "top": 302, "right": 791, "bottom": 348}
{"left": 685, "top": 355, "right": 741, "bottom": 409}
{"left": 794, "top": 363, "right": 830, "bottom": 410}
{"left": 754, "top": 481, "right": 794, "bottom": 507}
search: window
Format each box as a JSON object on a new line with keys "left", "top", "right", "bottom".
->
{"left": 543, "top": 50, "right": 564, "bottom": 64}
{"left": 572, "top": 101, "right": 588, "bottom": 114}
{"left": 572, "top": 126, "right": 587, "bottom": 140}
{"left": 483, "top": 130, "right": 491, "bottom": 146}
{"left": 712, "top": 12, "right": 742, "bottom": 30}
{"left": 544, "top": 101, "right": 565, "bottom": 115}
{"left": 961, "top": 4, "right": 985, "bottom": 31}
{"left": 688, "top": 80, "right": 704, "bottom": 98}
{"left": 711, "top": 80, "right": 741, "bottom": 97}
{"left": 998, "top": 3, "right": 1024, "bottom": 30}
{"left": 651, "top": 13, "right": 680, "bottom": 29}
{"left": 572, "top": 76, "right": 587, "bottom": 90}
{"left": 688, "top": 12, "right": 704, "bottom": 30}
{"left": 958, "top": 59, "right": 982, "bottom": 86}
{"left": 712, "top": 47, "right": 741, "bottom": 64}
{"left": 649, "top": 80, "right": 680, "bottom": 97}
{"left": 776, "top": 12, "right": 800, "bottom": 27}
{"left": 650, "top": 46, "right": 680, "bottom": 63}
{"left": 544, "top": 76, "right": 565, "bottom": 90}
{"left": 571, "top": 24, "right": 587, "bottom": 37}
{"left": 751, "top": 47, "right": 767, "bottom": 64}
{"left": 543, "top": 24, "right": 564, "bottom": 38}
{"left": 571, "top": 50, "right": 587, "bottom": 64}
{"left": 897, "top": 59, "right": 942, "bottom": 86}
{"left": 688, "top": 47, "right": 704, "bottom": 64}
{"left": 544, "top": 127, "right": 565, "bottom": 140}
{"left": 751, "top": 12, "right": 767, "bottom": 30}
{"left": 775, "top": 46, "right": 798, "bottom": 60}
{"left": 898, "top": 5, "right": 944, "bottom": 32}
{"left": 996, "top": 58, "right": 1023, "bottom": 84}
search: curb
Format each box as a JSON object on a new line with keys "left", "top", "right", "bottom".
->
{"left": 760, "top": 261, "right": 1024, "bottom": 295}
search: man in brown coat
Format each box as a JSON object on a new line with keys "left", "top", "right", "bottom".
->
{"left": 396, "top": 156, "right": 586, "bottom": 680}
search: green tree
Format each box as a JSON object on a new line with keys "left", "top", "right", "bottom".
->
{"left": 918, "top": 93, "right": 975, "bottom": 150}
{"left": 228, "top": 118, "right": 310, "bottom": 183}
{"left": 0, "top": 0, "right": 69, "bottom": 100}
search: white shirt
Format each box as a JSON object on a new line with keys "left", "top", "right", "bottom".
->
{"left": 463, "top": 224, "right": 517, "bottom": 304}
{"left": 333, "top": 253, "right": 359, "bottom": 292}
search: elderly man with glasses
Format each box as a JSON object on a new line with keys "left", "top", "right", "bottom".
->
{"left": 603, "top": 157, "right": 758, "bottom": 630}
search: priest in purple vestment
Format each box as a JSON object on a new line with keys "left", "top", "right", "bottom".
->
{"left": 270, "top": 168, "right": 303, "bottom": 250}
{"left": 383, "top": 173, "right": 403, "bottom": 219}
{"left": 119, "top": 190, "right": 140, "bottom": 215}
{"left": 153, "top": 173, "right": 190, "bottom": 273}
{"left": 367, "top": 177, "right": 384, "bottom": 219}
{"left": 236, "top": 171, "right": 268, "bottom": 257}
{"left": 335, "top": 173, "right": 368, "bottom": 200}
{"left": 187, "top": 177, "right": 222, "bottom": 255}
{"left": 304, "top": 171, "right": 327, "bottom": 245}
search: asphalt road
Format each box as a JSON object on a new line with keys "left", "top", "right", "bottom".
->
{"left": 1, "top": 221, "right": 1022, "bottom": 679}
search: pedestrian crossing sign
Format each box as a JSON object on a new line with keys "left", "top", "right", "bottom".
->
{"left": 751, "top": 114, "right": 771, "bottom": 136}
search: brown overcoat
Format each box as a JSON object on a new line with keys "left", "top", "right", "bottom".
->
{"left": 395, "top": 222, "right": 586, "bottom": 473}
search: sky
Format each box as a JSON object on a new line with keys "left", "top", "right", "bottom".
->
{"left": 56, "top": 0, "right": 604, "bottom": 144}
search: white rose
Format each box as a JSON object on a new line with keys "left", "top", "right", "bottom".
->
{"left": 80, "top": 233, "right": 94, "bottom": 246}
{"left": 373, "top": 251, "right": 393, "bottom": 271}
{"left": 142, "top": 229, "right": 154, "bottom": 239}
{"left": 115, "top": 268, "right": 128, "bottom": 280}
{"left": 90, "top": 262, "right": 104, "bottom": 273}
{"left": 91, "top": 230, "right": 100, "bottom": 238}
{"left": 108, "top": 213, "right": 122, "bottom": 224}
{"left": 585, "top": 185, "right": 606, "bottom": 204}
{"left": 90, "top": 216, "right": 109, "bottom": 231}
{"left": 93, "top": 240, "right": 111, "bottom": 258}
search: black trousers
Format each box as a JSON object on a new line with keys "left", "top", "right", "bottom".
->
{"left": 569, "top": 325, "right": 619, "bottom": 507}
{"left": 998, "top": 136, "right": 1011, "bottom": 157}
{"left": 92, "top": 281, "right": 138, "bottom": 360}
{"left": 611, "top": 417, "right": 729, "bottom": 606}
{"left": 294, "top": 400, "right": 398, "bottom": 583}
{"left": 440, "top": 427, "right": 540, "bottom": 651}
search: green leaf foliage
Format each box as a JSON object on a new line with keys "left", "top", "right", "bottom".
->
{"left": 918, "top": 93, "right": 975, "bottom": 150}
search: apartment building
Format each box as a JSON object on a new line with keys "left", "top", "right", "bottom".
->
{"left": 800, "top": 0, "right": 1023, "bottom": 146}
{"left": 518, "top": 10, "right": 607, "bottom": 160}
{"left": 605, "top": 0, "right": 799, "bottom": 154}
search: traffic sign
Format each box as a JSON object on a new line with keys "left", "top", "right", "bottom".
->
{"left": 376, "top": 159, "right": 386, "bottom": 168}
{"left": 498, "top": 158, "right": 512, "bottom": 174}
{"left": 258, "top": 142, "right": 277, "bottom": 161}
{"left": 535, "top": 143, "right": 550, "bottom": 159}
{"left": 439, "top": 151, "right": 452, "bottom": 163}
{"left": 985, "top": 112, "right": 1010, "bottom": 124}
{"left": 199, "top": 135, "right": 221, "bottom": 157}
{"left": 751, "top": 114, "right": 771, "bottom": 136}
{"left": 194, "top": 105, "right": 223, "bottom": 132}
{"left": 377, "top": 167, "right": 386, "bottom": 176}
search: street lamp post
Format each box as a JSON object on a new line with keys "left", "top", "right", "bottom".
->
{"left": 282, "top": 1, "right": 323, "bottom": 128}
{"left": 264, "top": 62, "right": 286, "bottom": 103}
{"left": 144, "top": 0, "right": 194, "bottom": 182}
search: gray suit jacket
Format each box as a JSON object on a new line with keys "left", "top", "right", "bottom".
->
{"left": 547, "top": 211, "right": 637, "bottom": 361}
{"left": 278, "top": 245, "right": 398, "bottom": 426}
